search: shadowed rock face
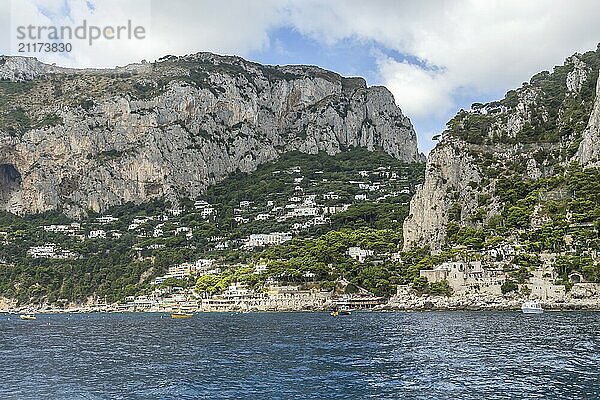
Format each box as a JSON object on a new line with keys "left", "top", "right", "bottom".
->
{"left": 0, "top": 164, "right": 21, "bottom": 213}
{"left": 0, "top": 53, "right": 423, "bottom": 216}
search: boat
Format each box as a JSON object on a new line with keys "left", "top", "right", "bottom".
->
{"left": 170, "top": 312, "right": 193, "bottom": 319}
{"left": 521, "top": 301, "right": 543, "bottom": 314}
{"left": 19, "top": 314, "right": 37, "bottom": 320}
{"left": 330, "top": 309, "right": 352, "bottom": 317}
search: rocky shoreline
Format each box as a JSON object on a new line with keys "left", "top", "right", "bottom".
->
{"left": 3, "top": 296, "right": 600, "bottom": 314}
{"left": 381, "top": 293, "right": 600, "bottom": 312}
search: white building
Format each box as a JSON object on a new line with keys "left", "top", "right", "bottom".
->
{"left": 153, "top": 227, "right": 164, "bottom": 237}
{"left": 420, "top": 261, "right": 507, "bottom": 296}
{"left": 175, "top": 227, "right": 192, "bottom": 235}
{"left": 132, "top": 216, "right": 151, "bottom": 224}
{"left": 43, "top": 224, "right": 69, "bottom": 233}
{"left": 323, "top": 192, "right": 340, "bottom": 200}
{"left": 215, "top": 241, "right": 231, "bottom": 250}
{"left": 323, "top": 205, "right": 350, "bottom": 215}
{"left": 201, "top": 207, "right": 215, "bottom": 219}
{"left": 154, "top": 260, "right": 213, "bottom": 285}
{"left": 194, "top": 258, "right": 215, "bottom": 270}
{"left": 255, "top": 213, "right": 271, "bottom": 221}
{"left": 254, "top": 263, "right": 268, "bottom": 274}
{"left": 222, "top": 282, "right": 251, "bottom": 299}
{"left": 175, "top": 226, "right": 193, "bottom": 239}
{"left": 28, "top": 244, "right": 56, "bottom": 258}
{"left": 194, "top": 200, "right": 210, "bottom": 209}
{"left": 43, "top": 223, "right": 82, "bottom": 235}
{"left": 88, "top": 229, "right": 106, "bottom": 239}
{"left": 167, "top": 208, "right": 183, "bottom": 216}
{"left": 287, "top": 207, "right": 319, "bottom": 217}
{"left": 28, "top": 244, "right": 77, "bottom": 260}
{"left": 347, "top": 247, "right": 374, "bottom": 263}
{"left": 313, "top": 216, "right": 329, "bottom": 225}
{"left": 96, "top": 216, "right": 119, "bottom": 224}
{"left": 246, "top": 232, "right": 292, "bottom": 248}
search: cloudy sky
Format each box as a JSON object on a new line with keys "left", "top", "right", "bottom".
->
{"left": 2, "top": 0, "right": 600, "bottom": 153}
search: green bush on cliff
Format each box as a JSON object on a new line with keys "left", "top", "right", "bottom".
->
{"left": 412, "top": 276, "right": 429, "bottom": 294}
{"left": 429, "top": 280, "right": 453, "bottom": 297}
{"left": 501, "top": 280, "right": 518, "bottom": 295}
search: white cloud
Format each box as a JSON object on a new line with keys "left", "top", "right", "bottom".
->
{"left": 7, "top": 0, "right": 600, "bottom": 92}
{"left": 377, "top": 57, "right": 453, "bottom": 118}
{"left": 281, "top": 0, "right": 600, "bottom": 150}
{"left": 285, "top": 1, "right": 600, "bottom": 95}
{"left": 6, "top": 0, "right": 285, "bottom": 68}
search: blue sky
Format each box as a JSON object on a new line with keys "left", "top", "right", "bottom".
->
{"left": 2, "top": 0, "right": 600, "bottom": 154}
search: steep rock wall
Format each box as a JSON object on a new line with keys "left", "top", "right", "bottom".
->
{"left": 0, "top": 54, "right": 422, "bottom": 215}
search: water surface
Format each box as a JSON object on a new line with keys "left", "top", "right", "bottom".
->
{"left": 0, "top": 312, "right": 598, "bottom": 399}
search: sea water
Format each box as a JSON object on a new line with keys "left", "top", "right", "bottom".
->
{"left": 0, "top": 311, "right": 599, "bottom": 399}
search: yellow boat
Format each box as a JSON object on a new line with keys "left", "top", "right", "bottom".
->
{"left": 19, "top": 314, "right": 37, "bottom": 320}
{"left": 171, "top": 312, "right": 193, "bottom": 319}
{"left": 330, "top": 309, "right": 351, "bottom": 317}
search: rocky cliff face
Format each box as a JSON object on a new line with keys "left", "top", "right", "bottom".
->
{"left": 577, "top": 72, "right": 600, "bottom": 167}
{"left": 0, "top": 53, "right": 422, "bottom": 216}
{"left": 404, "top": 46, "right": 600, "bottom": 251}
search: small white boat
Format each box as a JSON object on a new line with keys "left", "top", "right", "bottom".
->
{"left": 521, "top": 301, "right": 543, "bottom": 314}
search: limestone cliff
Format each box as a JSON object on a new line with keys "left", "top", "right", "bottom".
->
{"left": 404, "top": 45, "right": 600, "bottom": 251}
{"left": 0, "top": 53, "right": 422, "bottom": 215}
{"left": 577, "top": 71, "right": 600, "bottom": 167}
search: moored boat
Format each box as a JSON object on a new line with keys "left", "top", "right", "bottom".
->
{"left": 521, "top": 301, "right": 543, "bottom": 314}
{"left": 330, "top": 308, "right": 352, "bottom": 317}
{"left": 171, "top": 312, "right": 193, "bottom": 319}
{"left": 19, "top": 314, "right": 37, "bottom": 320}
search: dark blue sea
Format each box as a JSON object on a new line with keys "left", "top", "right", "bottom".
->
{"left": 0, "top": 311, "right": 599, "bottom": 399}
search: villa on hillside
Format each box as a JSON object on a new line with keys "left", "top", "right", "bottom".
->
{"left": 245, "top": 232, "right": 292, "bottom": 248}
{"left": 347, "top": 247, "right": 374, "bottom": 263}
{"left": 420, "top": 261, "right": 506, "bottom": 295}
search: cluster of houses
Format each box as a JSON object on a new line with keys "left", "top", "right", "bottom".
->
{"left": 417, "top": 242, "right": 600, "bottom": 301}
{"left": 11, "top": 163, "right": 416, "bottom": 260}
{"left": 230, "top": 165, "right": 413, "bottom": 232}
{"left": 121, "top": 275, "right": 386, "bottom": 313}
{"left": 119, "top": 282, "right": 336, "bottom": 313}
{"left": 244, "top": 232, "right": 293, "bottom": 248}
{"left": 116, "top": 241, "right": 387, "bottom": 312}
{"left": 27, "top": 244, "right": 78, "bottom": 259}
{"left": 153, "top": 258, "right": 221, "bottom": 285}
